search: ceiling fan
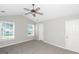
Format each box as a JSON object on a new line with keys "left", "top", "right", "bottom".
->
{"left": 24, "top": 4, "right": 43, "bottom": 17}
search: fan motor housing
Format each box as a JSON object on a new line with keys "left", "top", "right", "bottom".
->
{"left": 31, "top": 10, "right": 36, "bottom": 12}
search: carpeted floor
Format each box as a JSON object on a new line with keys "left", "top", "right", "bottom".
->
{"left": 0, "top": 40, "right": 78, "bottom": 54}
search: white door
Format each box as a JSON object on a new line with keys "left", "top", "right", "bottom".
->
{"left": 38, "top": 24, "right": 44, "bottom": 40}
{"left": 36, "top": 23, "right": 44, "bottom": 40}
{"left": 66, "top": 20, "right": 79, "bottom": 52}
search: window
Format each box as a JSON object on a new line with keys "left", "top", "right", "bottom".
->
{"left": 28, "top": 24, "right": 34, "bottom": 36}
{"left": 0, "top": 21, "right": 15, "bottom": 39}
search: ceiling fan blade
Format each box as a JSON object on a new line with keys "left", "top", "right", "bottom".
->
{"left": 24, "top": 8, "right": 31, "bottom": 11}
{"left": 25, "top": 12, "right": 32, "bottom": 15}
{"left": 35, "top": 7, "right": 40, "bottom": 11}
{"left": 36, "top": 12, "right": 43, "bottom": 15}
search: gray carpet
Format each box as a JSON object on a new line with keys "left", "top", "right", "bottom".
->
{"left": 0, "top": 40, "right": 78, "bottom": 54}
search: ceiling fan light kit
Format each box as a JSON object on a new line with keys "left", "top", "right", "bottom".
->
{"left": 24, "top": 4, "right": 43, "bottom": 17}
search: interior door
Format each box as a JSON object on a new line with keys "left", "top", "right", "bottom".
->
{"left": 36, "top": 23, "right": 44, "bottom": 40}
{"left": 38, "top": 23, "right": 44, "bottom": 40}
{"left": 66, "top": 20, "right": 79, "bottom": 52}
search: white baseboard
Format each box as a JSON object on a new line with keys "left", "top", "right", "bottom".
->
{"left": 65, "top": 47, "right": 79, "bottom": 53}
{"left": 42, "top": 40, "right": 65, "bottom": 49}
{"left": 0, "top": 39, "right": 33, "bottom": 48}
{"left": 42, "top": 40, "right": 79, "bottom": 53}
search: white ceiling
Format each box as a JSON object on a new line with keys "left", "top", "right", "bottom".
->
{"left": 0, "top": 4, "right": 79, "bottom": 22}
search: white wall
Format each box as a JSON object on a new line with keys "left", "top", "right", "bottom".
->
{"left": 42, "top": 19, "right": 65, "bottom": 47}
{"left": 42, "top": 16, "right": 79, "bottom": 53}
{"left": 0, "top": 15, "right": 35, "bottom": 48}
